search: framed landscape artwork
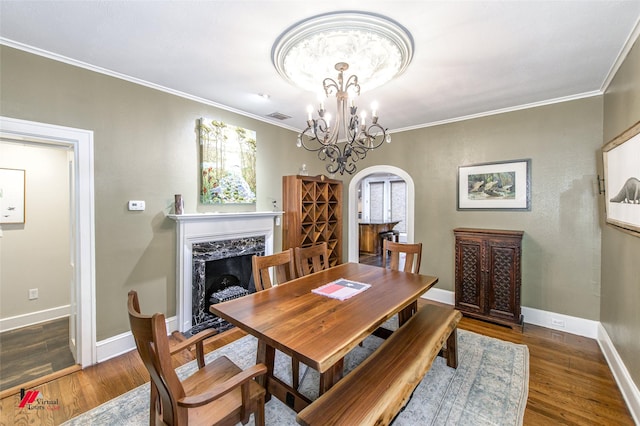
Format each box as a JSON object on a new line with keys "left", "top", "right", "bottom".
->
{"left": 458, "top": 159, "right": 531, "bottom": 211}
{"left": 602, "top": 120, "right": 640, "bottom": 236}
{"left": 0, "top": 168, "right": 26, "bottom": 224}
{"left": 198, "top": 118, "right": 257, "bottom": 204}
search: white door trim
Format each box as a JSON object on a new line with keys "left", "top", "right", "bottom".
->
{"left": 0, "top": 116, "right": 96, "bottom": 367}
{"left": 347, "top": 165, "right": 415, "bottom": 262}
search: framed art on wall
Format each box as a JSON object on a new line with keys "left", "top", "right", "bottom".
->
{"left": 457, "top": 159, "right": 531, "bottom": 211}
{"left": 198, "top": 118, "right": 257, "bottom": 204}
{"left": 602, "top": 120, "right": 640, "bottom": 236}
{"left": 0, "top": 168, "right": 26, "bottom": 224}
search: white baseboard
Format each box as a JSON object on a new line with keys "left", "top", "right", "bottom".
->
{"left": 422, "top": 289, "right": 598, "bottom": 338}
{"left": 597, "top": 323, "right": 640, "bottom": 424}
{"left": 423, "top": 287, "right": 455, "bottom": 305}
{"left": 0, "top": 305, "right": 70, "bottom": 332}
{"left": 96, "top": 315, "right": 177, "bottom": 363}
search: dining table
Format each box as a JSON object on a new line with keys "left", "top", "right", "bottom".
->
{"left": 210, "top": 262, "right": 438, "bottom": 412}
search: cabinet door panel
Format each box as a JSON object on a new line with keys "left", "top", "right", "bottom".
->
{"left": 455, "top": 239, "right": 484, "bottom": 313}
{"left": 488, "top": 244, "right": 519, "bottom": 321}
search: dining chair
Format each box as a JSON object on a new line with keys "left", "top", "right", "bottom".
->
{"left": 251, "top": 249, "right": 301, "bottom": 388}
{"left": 382, "top": 239, "right": 423, "bottom": 328}
{"left": 294, "top": 242, "right": 330, "bottom": 277}
{"left": 382, "top": 239, "right": 422, "bottom": 274}
{"left": 127, "top": 290, "right": 267, "bottom": 426}
{"left": 251, "top": 248, "right": 296, "bottom": 291}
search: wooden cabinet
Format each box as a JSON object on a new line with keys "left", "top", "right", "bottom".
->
{"left": 282, "top": 175, "right": 342, "bottom": 266}
{"left": 454, "top": 228, "right": 523, "bottom": 328}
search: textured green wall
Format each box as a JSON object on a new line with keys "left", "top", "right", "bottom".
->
{"left": 341, "top": 97, "right": 604, "bottom": 320}
{"left": 0, "top": 46, "right": 309, "bottom": 339}
{"left": 0, "top": 44, "right": 606, "bottom": 342}
{"left": 602, "top": 38, "right": 640, "bottom": 388}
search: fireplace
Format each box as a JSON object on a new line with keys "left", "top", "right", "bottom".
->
{"left": 188, "top": 236, "right": 264, "bottom": 335}
{"left": 168, "top": 211, "right": 283, "bottom": 332}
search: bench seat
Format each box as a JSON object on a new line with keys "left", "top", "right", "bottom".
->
{"left": 296, "top": 304, "right": 462, "bottom": 426}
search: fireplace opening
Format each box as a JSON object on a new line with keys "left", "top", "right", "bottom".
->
{"left": 188, "top": 236, "right": 265, "bottom": 337}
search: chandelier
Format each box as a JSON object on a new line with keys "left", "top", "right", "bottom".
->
{"left": 296, "top": 62, "right": 390, "bottom": 175}
{"left": 272, "top": 11, "right": 414, "bottom": 175}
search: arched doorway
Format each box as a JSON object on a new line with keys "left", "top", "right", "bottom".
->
{"left": 347, "top": 165, "right": 415, "bottom": 262}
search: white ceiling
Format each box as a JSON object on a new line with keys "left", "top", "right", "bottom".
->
{"left": 1, "top": 1, "right": 640, "bottom": 133}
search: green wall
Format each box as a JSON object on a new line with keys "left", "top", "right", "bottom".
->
{"left": 0, "top": 44, "right": 611, "bottom": 346}
{"left": 341, "top": 97, "right": 604, "bottom": 320}
{"left": 0, "top": 45, "right": 310, "bottom": 339}
{"left": 602, "top": 38, "right": 640, "bottom": 387}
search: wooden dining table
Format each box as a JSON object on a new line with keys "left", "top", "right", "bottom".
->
{"left": 210, "top": 262, "right": 438, "bottom": 412}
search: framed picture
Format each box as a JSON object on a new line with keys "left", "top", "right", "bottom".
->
{"left": 0, "top": 168, "right": 26, "bottom": 224}
{"left": 602, "top": 120, "right": 640, "bottom": 236}
{"left": 198, "top": 118, "right": 257, "bottom": 204}
{"left": 458, "top": 159, "right": 531, "bottom": 210}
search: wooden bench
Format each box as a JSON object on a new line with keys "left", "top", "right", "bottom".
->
{"left": 296, "top": 304, "right": 462, "bottom": 426}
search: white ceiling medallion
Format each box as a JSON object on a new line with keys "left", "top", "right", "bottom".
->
{"left": 272, "top": 11, "right": 414, "bottom": 93}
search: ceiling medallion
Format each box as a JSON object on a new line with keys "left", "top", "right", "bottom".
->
{"left": 272, "top": 11, "right": 414, "bottom": 93}
{"left": 272, "top": 12, "right": 413, "bottom": 175}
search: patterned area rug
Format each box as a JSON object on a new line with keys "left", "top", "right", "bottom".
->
{"left": 63, "top": 328, "right": 528, "bottom": 425}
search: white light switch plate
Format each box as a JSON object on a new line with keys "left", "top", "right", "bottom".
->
{"left": 128, "top": 200, "right": 145, "bottom": 211}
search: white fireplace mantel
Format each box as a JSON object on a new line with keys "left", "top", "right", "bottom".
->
{"left": 168, "top": 211, "right": 283, "bottom": 331}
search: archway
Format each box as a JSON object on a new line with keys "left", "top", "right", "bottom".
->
{"left": 347, "top": 165, "right": 415, "bottom": 262}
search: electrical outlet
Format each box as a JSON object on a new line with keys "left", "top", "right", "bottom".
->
{"left": 551, "top": 318, "right": 565, "bottom": 328}
{"left": 28, "top": 288, "right": 38, "bottom": 300}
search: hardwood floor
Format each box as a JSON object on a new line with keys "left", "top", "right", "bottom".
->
{"left": 0, "top": 303, "right": 633, "bottom": 425}
{"left": 0, "top": 318, "right": 76, "bottom": 392}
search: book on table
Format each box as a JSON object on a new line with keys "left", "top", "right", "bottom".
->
{"left": 312, "top": 278, "right": 371, "bottom": 301}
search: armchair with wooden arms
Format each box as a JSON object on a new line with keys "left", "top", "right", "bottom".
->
{"left": 127, "top": 290, "right": 266, "bottom": 426}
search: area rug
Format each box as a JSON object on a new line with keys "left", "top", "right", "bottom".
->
{"left": 63, "top": 328, "right": 528, "bottom": 425}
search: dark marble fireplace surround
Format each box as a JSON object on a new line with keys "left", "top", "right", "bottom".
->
{"left": 189, "top": 236, "right": 265, "bottom": 335}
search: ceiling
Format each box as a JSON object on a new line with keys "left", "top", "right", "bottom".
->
{"left": 1, "top": 1, "right": 640, "bottom": 133}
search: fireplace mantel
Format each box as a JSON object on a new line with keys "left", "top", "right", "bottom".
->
{"left": 168, "top": 211, "right": 283, "bottom": 331}
{"left": 168, "top": 211, "right": 283, "bottom": 222}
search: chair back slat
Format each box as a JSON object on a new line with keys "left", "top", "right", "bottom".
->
{"left": 252, "top": 249, "right": 296, "bottom": 291}
{"left": 383, "top": 240, "right": 422, "bottom": 273}
{"left": 294, "top": 242, "right": 330, "bottom": 277}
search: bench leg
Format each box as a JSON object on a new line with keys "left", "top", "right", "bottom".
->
{"left": 446, "top": 328, "right": 458, "bottom": 368}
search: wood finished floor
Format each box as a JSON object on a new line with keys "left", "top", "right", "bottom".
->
{"left": 0, "top": 270, "right": 634, "bottom": 425}
{"left": 0, "top": 318, "right": 76, "bottom": 392}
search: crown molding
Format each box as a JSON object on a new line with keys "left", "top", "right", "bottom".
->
{"left": 600, "top": 14, "right": 640, "bottom": 92}
{"left": 392, "top": 90, "right": 603, "bottom": 134}
{"left": 0, "top": 37, "right": 300, "bottom": 133}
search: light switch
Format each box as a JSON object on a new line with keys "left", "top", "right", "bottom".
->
{"left": 128, "top": 200, "right": 145, "bottom": 211}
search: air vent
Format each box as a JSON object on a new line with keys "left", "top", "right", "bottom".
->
{"left": 267, "top": 112, "right": 291, "bottom": 120}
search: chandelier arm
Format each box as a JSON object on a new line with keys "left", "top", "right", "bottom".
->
{"left": 323, "top": 78, "right": 340, "bottom": 96}
{"left": 343, "top": 74, "right": 361, "bottom": 96}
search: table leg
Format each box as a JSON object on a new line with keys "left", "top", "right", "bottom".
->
{"left": 318, "top": 358, "right": 344, "bottom": 396}
{"left": 256, "top": 339, "right": 275, "bottom": 401}
{"left": 398, "top": 300, "right": 418, "bottom": 326}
